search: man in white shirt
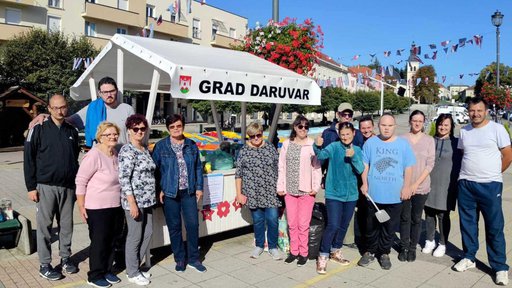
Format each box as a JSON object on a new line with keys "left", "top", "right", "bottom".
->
{"left": 453, "top": 97, "right": 512, "bottom": 286}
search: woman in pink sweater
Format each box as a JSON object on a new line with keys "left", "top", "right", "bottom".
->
{"left": 277, "top": 115, "right": 322, "bottom": 266}
{"left": 76, "top": 122, "right": 123, "bottom": 288}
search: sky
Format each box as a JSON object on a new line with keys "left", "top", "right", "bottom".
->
{"left": 205, "top": 0, "right": 512, "bottom": 87}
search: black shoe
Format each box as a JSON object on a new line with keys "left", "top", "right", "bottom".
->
{"left": 297, "top": 255, "right": 308, "bottom": 267}
{"left": 407, "top": 250, "right": 416, "bottom": 262}
{"left": 284, "top": 254, "right": 298, "bottom": 264}
{"left": 61, "top": 258, "right": 78, "bottom": 274}
{"left": 39, "top": 264, "right": 63, "bottom": 281}
{"left": 379, "top": 254, "right": 392, "bottom": 270}
{"left": 357, "top": 252, "right": 375, "bottom": 267}
{"left": 398, "top": 249, "right": 408, "bottom": 262}
{"left": 104, "top": 273, "right": 121, "bottom": 284}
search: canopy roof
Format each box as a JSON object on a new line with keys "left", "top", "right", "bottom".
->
{"left": 70, "top": 34, "right": 320, "bottom": 105}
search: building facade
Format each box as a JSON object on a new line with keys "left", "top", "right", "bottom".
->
{"left": 0, "top": 0, "right": 248, "bottom": 122}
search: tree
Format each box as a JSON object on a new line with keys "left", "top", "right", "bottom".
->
{"left": 368, "top": 57, "right": 382, "bottom": 71}
{"left": 352, "top": 91, "right": 379, "bottom": 115}
{"left": 479, "top": 82, "right": 511, "bottom": 109}
{"left": 413, "top": 65, "right": 439, "bottom": 104}
{"left": 0, "top": 29, "right": 99, "bottom": 102}
{"left": 474, "top": 62, "right": 512, "bottom": 96}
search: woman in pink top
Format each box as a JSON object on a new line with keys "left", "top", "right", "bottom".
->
{"left": 398, "top": 110, "right": 435, "bottom": 263}
{"left": 277, "top": 115, "right": 322, "bottom": 266}
{"left": 76, "top": 122, "right": 123, "bottom": 288}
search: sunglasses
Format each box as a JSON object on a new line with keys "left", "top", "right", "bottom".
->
{"left": 341, "top": 113, "right": 353, "bottom": 118}
{"left": 248, "top": 133, "right": 263, "bottom": 140}
{"left": 132, "top": 127, "right": 147, "bottom": 133}
{"left": 297, "top": 124, "right": 309, "bottom": 130}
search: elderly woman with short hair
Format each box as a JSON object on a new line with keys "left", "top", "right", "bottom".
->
{"left": 118, "top": 114, "right": 156, "bottom": 286}
{"left": 76, "top": 121, "right": 124, "bottom": 288}
{"left": 235, "top": 122, "right": 282, "bottom": 260}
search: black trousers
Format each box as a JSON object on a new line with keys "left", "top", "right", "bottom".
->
{"left": 86, "top": 207, "right": 123, "bottom": 282}
{"left": 366, "top": 202, "right": 402, "bottom": 256}
{"left": 400, "top": 194, "right": 428, "bottom": 251}
{"left": 424, "top": 206, "right": 451, "bottom": 245}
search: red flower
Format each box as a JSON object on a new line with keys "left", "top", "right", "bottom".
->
{"left": 216, "top": 201, "right": 230, "bottom": 218}
{"left": 201, "top": 206, "right": 214, "bottom": 221}
{"left": 232, "top": 200, "right": 242, "bottom": 211}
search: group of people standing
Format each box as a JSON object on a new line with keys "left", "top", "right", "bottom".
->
{"left": 24, "top": 77, "right": 206, "bottom": 288}
{"left": 23, "top": 78, "right": 512, "bottom": 287}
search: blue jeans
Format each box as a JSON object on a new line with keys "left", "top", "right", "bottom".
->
{"left": 163, "top": 189, "right": 200, "bottom": 263}
{"left": 251, "top": 207, "right": 278, "bottom": 249}
{"left": 458, "top": 179, "right": 508, "bottom": 272}
{"left": 320, "top": 199, "right": 357, "bottom": 254}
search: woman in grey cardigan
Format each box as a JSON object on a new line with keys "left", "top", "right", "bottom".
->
{"left": 422, "top": 114, "right": 462, "bottom": 257}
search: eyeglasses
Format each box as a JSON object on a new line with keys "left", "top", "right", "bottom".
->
{"left": 341, "top": 113, "right": 353, "bottom": 118}
{"left": 297, "top": 124, "right": 309, "bottom": 130}
{"left": 248, "top": 133, "right": 263, "bottom": 140}
{"left": 131, "top": 127, "right": 147, "bottom": 133}
{"left": 49, "top": 105, "right": 68, "bottom": 112}
{"left": 100, "top": 89, "right": 117, "bottom": 95}
{"left": 168, "top": 124, "right": 183, "bottom": 130}
{"left": 101, "top": 133, "right": 119, "bottom": 138}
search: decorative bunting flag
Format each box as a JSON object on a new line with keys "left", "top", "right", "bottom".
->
{"left": 459, "top": 38, "right": 467, "bottom": 46}
{"left": 369, "top": 53, "right": 376, "bottom": 59}
{"left": 413, "top": 55, "right": 423, "bottom": 64}
{"left": 412, "top": 46, "right": 421, "bottom": 55}
{"left": 451, "top": 44, "right": 458, "bottom": 52}
{"left": 175, "top": 0, "right": 181, "bottom": 22}
{"left": 396, "top": 49, "right": 404, "bottom": 56}
{"left": 429, "top": 44, "right": 437, "bottom": 49}
{"left": 416, "top": 78, "right": 421, "bottom": 85}
{"left": 441, "top": 40, "right": 450, "bottom": 47}
{"left": 459, "top": 74, "right": 464, "bottom": 79}
{"left": 384, "top": 51, "right": 391, "bottom": 57}
{"left": 442, "top": 76, "right": 446, "bottom": 83}
{"left": 156, "top": 15, "right": 163, "bottom": 25}
{"left": 83, "top": 57, "right": 92, "bottom": 69}
{"left": 351, "top": 55, "right": 360, "bottom": 60}
{"left": 474, "top": 35, "right": 483, "bottom": 48}
{"left": 466, "top": 39, "right": 473, "bottom": 45}
{"left": 425, "top": 77, "right": 429, "bottom": 84}
{"left": 443, "top": 47, "right": 449, "bottom": 54}
{"left": 72, "top": 58, "right": 83, "bottom": 70}
{"left": 424, "top": 54, "right": 430, "bottom": 59}
{"left": 432, "top": 51, "right": 438, "bottom": 60}
{"left": 486, "top": 71, "right": 491, "bottom": 80}
{"left": 397, "top": 60, "right": 403, "bottom": 64}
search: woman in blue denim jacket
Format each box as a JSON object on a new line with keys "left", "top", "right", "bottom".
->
{"left": 152, "top": 114, "right": 206, "bottom": 273}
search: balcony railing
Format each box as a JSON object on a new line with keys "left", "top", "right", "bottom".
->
{"left": 148, "top": 17, "right": 188, "bottom": 39}
{"left": 210, "top": 34, "right": 238, "bottom": 49}
{"left": 82, "top": 1, "right": 140, "bottom": 27}
{"left": 0, "top": 23, "right": 32, "bottom": 41}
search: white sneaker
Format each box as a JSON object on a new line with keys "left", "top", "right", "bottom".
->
{"left": 268, "top": 248, "right": 282, "bottom": 260}
{"left": 433, "top": 244, "right": 446, "bottom": 257}
{"left": 127, "top": 274, "right": 150, "bottom": 286}
{"left": 496, "top": 271, "right": 509, "bottom": 286}
{"left": 140, "top": 271, "right": 151, "bottom": 279}
{"left": 250, "top": 247, "right": 264, "bottom": 259}
{"left": 422, "top": 240, "right": 436, "bottom": 254}
{"left": 453, "top": 258, "right": 476, "bottom": 272}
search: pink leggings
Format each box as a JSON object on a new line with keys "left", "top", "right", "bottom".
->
{"left": 285, "top": 194, "right": 315, "bottom": 257}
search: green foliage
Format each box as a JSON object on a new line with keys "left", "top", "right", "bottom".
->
{"left": 503, "top": 122, "right": 511, "bottom": 139}
{"left": 352, "top": 91, "right": 380, "bottom": 115}
{"left": 368, "top": 57, "right": 382, "bottom": 70}
{"left": 475, "top": 62, "right": 512, "bottom": 96}
{"left": 0, "top": 29, "right": 99, "bottom": 99}
{"left": 413, "top": 65, "right": 439, "bottom": 104}
{"left": 428, "top": 122, "right": 436, "bottom": 136}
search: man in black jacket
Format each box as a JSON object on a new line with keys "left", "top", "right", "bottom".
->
{"left": 24, "top": 94, "right": 80, "bottom": 281}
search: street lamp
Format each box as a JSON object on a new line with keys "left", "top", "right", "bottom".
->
{"left": 492, "top": 10, "right": 504, "bottom": 88}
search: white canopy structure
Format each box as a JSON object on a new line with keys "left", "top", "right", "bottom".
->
{"left": 70, "top": 34, "right": 321, "bottom": 141}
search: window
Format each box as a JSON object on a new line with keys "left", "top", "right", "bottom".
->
{"left": 229, "top": 28, "right": 236, "bottom": 38}
{"left": 5, "top": 8, "right": 21, "bottom": 25}
{"left": 118, "top": 0, "right": 128, "bottom": 10}
{"left": 192, "top": 19, "right": 200, "bottom": 39}
{"left": 146, "top": 5, "right": 154, "bottom": 18}
{"left": 211, "top": 24, "right": 217, "bottom": 40}
{"left": 47, "top": 16, "right": 61, "bottom": 32}
{"left": 84, "top": 21, "right": 96, "bottom": 36}
{"left": 116, "top": 28, "right": 127, "bottom": 34}
{"left": 48, "top": 0, "right": 61, "bottom": 8}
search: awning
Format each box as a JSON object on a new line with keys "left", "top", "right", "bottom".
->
{"left": 70, "top": 34, "right": 321, "bottom": 106}
{"left": 211, "top": 19, "right": 228, "bottom": 33}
